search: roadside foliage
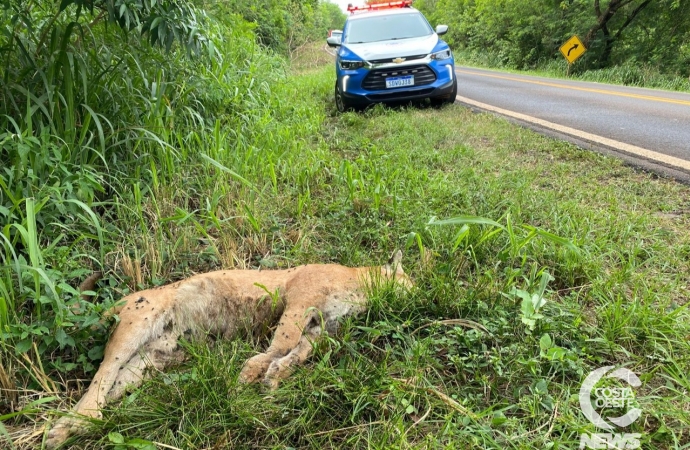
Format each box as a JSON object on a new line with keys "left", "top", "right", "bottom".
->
{"left": 416, "top": 0, "right": 690, "bottom": 88}
{"left": 1, "top": 0, "right": 690, "bottom": 449}
{"left": 0, "top": 0, "right": 343, "bottom": 409}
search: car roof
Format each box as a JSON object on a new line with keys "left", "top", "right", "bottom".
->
{"left": 347, "top": 7, "right": 421, "bottom": 21}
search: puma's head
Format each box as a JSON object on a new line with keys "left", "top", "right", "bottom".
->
{"left": 382, "top": 250, "right": 413, "bottom": 288}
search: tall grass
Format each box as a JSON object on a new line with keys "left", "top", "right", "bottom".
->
{"left": 0, "top": 2, "right": 325, "bottom": 381}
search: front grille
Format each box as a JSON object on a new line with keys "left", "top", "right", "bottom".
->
{"left": 367, "top": 87, "right": 435, "bottom": 101}
{"left": 362, "top": 65, "right": 436, "bottom": 91}
{"left": 368, "top": 54, "right": 427, "bottom": 64}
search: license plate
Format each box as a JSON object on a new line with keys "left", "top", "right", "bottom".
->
{"left": 385, "top": 75, "right": 414, "bottom": 88}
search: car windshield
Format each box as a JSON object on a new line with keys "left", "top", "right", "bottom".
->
{"left": 345, "top": 13, "right": 432, "bottom": 44}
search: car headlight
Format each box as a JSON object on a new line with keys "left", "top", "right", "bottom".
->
{"left": 339, "top": 60, "right": 365, "bottom": 70}
{"left": 430, "top": 49, "right": 452, "bottom": 60}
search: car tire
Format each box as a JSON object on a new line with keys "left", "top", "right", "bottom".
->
{"left": 430, "top": 77, "right": 458, "bottom": 107}
{"left": 335, "top": 82, "right": 355, "bottom": 112}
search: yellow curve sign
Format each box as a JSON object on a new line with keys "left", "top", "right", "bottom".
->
{"left": 560, "top": 35, "right": 586, "bottom": 64}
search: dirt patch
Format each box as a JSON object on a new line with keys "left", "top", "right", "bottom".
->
{"left": 291, "top": 41, "right": 335, "bottom": 73}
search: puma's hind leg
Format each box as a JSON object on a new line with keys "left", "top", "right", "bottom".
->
{"left": 106, "top": 329, "right": 184, "bottom": 400}
{"left": 45, "top": 328, "right": 181, "bottom": 449}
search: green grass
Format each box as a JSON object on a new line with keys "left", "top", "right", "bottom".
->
{"left": 4, "top": 50, "right": 690, "bottom": 449}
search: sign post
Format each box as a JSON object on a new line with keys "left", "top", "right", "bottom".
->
{"left": 559, "top": 35, "right": 587, "bottom": 76}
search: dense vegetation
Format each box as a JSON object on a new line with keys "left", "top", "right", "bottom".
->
{"left": 417, "top": 0, "right": 690, "bottom": 87}
{"left": 0, "top": 0, "right": 343, "bottom": 410}
{"left": 2, "top": 0, "right": 690, "bottom": 449}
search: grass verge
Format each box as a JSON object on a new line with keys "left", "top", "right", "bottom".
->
{"left": 5, "top": 47, "right": 690, "bottom": 449}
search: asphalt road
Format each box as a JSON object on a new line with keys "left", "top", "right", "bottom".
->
{"left": 454, "top": 66, "right": 690, "bottom": 180}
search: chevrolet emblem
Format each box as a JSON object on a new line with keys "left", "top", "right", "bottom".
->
{"left": 392, "top": 57, "right": 406, "bottom": 64}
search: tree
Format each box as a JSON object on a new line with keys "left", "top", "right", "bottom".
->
{"left": 321, "top": 1, "right": 346, "bottom": 30}
{"left": 583, "top": 0, "right": 652, "bottom": 67}
{"left": 415, "top": 0, "right": 690, "bottom": 76}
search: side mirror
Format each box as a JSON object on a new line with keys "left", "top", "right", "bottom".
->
{"left": 327, "top": 36, "right": 341, "bottom": 47}
{"left": 436, "top": 25, "right": 449, "bottom": 36}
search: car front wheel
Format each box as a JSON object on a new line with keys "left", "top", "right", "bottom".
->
{"left": 335, "top": 81, "right": 354, "bottom": 112}
{"left": 430, "top": 77, "right": 458, "bottom": 107}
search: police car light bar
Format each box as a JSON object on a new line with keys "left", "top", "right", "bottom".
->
{"left": 347, "top": 1, "right": 413, "bottom": 14}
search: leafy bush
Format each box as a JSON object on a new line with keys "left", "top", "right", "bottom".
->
{"left": 0, "top": 0, "right": 339, "bottom": 380}
{"left": 417, "top": 0, "right": 690, "bottom": 79}
{"left": 221, "top": 0, "right": 345, "bottom": 54}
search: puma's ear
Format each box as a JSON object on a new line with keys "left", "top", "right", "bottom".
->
{"left": 388, "top": 250, "right": 403, "bottom": 266}
{"left": 387, "top": 250, "right": 403, "bottom": 272}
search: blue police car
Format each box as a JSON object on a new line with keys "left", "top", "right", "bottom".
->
{"left": 326, "top": 1, "right": 456, "bottom": 111}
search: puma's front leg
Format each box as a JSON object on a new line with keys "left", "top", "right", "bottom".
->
{"left": 238, "top": 302, "right": 318, "bottom": 386}
{"left": 263, "top": 324, "right": 322, "bottom": 390}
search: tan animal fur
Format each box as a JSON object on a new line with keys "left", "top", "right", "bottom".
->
{"left": 45, "top": 251, "right": 410, "bottom": 448}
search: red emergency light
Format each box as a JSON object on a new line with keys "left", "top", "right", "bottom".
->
{"left": 347, "top": 1, "right": 413, "bottom": 14}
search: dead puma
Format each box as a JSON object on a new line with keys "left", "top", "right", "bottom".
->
{"left": 45, "top": 251, "right": 410, "bottom": 448}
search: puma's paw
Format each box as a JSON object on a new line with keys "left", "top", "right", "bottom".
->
{"left": 237, "top": 366, "right": 262, "bottom": 384}
{"left": 262, "top": 356, "right": 295, "bottom": 391}
{"left": 45, "top": 416, "right": 88, "bottom": 449}
{"left": 262, "top": 363, "right": 282, "bottom": 391}
{"left": 237, "top": 353, "right": 274, "bottom": 384}
{"left": 262, "top": 375, "right": 280, "bottom": 391}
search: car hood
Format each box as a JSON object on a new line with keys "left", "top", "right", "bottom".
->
{"left": 343, "top": 34, "right": 439, "bottom": 61}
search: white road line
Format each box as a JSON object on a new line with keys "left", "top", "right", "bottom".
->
{"left": 456, "top": 95, "right": 690, "bottom": 173}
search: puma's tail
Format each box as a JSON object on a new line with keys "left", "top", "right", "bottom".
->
{"left": 78, "top": 271, "right": 103, "bottom": 301}
{"left": 71, "top": 271, "right": 103, "bottom": 315}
